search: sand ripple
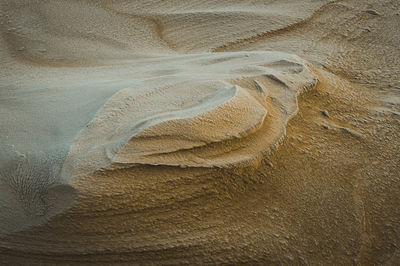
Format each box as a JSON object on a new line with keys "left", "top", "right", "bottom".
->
{"left": 3, "top": 0, "right": 399, "bottom": 264}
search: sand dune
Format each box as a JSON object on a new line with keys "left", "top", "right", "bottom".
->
{"left": 1, "top": 0, "right": 399, "bottom": 264}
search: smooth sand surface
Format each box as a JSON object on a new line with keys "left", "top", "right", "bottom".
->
{"left": 1, "top": 0, "right": 399, "bottom": 264}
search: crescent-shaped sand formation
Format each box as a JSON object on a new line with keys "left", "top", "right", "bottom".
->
{"left": 1, "top": 0, "right": 399, "bottom": 264}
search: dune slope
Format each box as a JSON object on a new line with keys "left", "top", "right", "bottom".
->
{"left": 0, "top": 0, "right": 399, "bottom": 264}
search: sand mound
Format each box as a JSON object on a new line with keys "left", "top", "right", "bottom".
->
{"left": 1, "top": 49, "right": 316, "bottom": 235}
{"left": 64, "top": 52, "right": 317, "bottom": 177}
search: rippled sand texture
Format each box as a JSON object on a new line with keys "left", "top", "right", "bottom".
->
{"left": 1, "top": 0, "right": 400, "bottom": 265}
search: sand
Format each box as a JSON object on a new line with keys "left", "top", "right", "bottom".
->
{"left": 0, "top": 0, "right": 399, "bottom": 264}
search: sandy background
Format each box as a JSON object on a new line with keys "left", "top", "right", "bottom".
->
{"left": 0, "top": 0, "right": 399, "bottom": 264}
